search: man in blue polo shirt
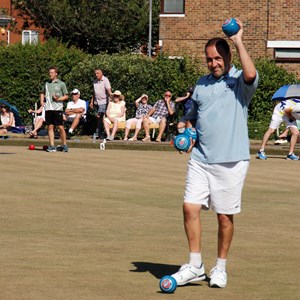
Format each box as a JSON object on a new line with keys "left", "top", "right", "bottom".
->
{"left": 171, "top": 19, "right": 258, "bottom": 288}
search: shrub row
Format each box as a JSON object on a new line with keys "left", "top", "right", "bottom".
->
{"left": 0, "top": 39, "right": 299, "bottom": 139}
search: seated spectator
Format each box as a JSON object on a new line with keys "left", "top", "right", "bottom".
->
{"left": 65, "top": 89, "right": 87, "bottom": 135}
{"left": 103, "top": 90, "right": 126, "bottom": 141}
{"left": 123, "top": 94, "right": 152, "bottom": 141}
{"left": 28, "top": 105, "right": 45, "bottom": 138}
{"left": 175, "top": 86, "right": 196, "bottom": 129}
{"left": 0, "top": 104, "right": 15, "bottom": 135}
{"left": 142, "top": 90, "right": 175, "bottom": 142}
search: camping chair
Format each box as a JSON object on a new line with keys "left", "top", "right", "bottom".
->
{"left": 0, "top": 99, "right": 25, "bottom": 134}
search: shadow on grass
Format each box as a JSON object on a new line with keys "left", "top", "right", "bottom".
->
{"left": 256, "top": 155, "right": 292, "bottom": 160}
{"left": 130, "top": 261, "right": 209, "bottom": 284}
{"left": 130, "top": 262, "right": 180, "bottom": 279}
{"left": 0, "top": 152, "right": 16, "bottom": 155}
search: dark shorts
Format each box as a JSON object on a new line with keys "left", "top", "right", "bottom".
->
{"left": 96, "top": 104, "right": 107, "bottom": 114}
{"left": 45, "top": 110, "right": 64, "bottom": 126}
{"left": 178, "top": 116, "right": 197, "bottom": 127}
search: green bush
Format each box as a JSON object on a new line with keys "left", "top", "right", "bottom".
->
{"left": 64, "top": 53, "right": 204, "bottom": 104}
{"left": 0, "top": 39, "right": 86, "bottom": 124}
{"left": 0, "top": 39, "right": 299, "bottom": 138}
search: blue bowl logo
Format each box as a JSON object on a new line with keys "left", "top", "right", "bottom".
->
{"left": 174, "top": 134, "right": 191, "bottom": 152}
{"left": 159, "top": 276, "right": 177, "bottom": 293}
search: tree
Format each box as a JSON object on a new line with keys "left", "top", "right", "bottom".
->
{"left": 13, "top": 0, "right": 160, "bottom": 54}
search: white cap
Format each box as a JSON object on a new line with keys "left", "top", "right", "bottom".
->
{"left": 71, "top": 88, "right": 80, "bottom": 94}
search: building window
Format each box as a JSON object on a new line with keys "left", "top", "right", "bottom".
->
{"left": 22, "top": 30, "right": 39, "bottom": 45}
{"left": 161, "top": 0, "right": 185, "bottom": 14}
{"left": 267, "top": 41, "right": 300, "bottom": 61}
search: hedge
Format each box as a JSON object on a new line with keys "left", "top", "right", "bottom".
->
{"left": 0, "top": 39, "right": 86, "bottom": 124}
{"left": 0, "top": 39, "right": 299, "bottom": 139}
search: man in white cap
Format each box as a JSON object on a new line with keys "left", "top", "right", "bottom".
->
{"left": 65, "top": 89, "right": 87, "bottom": 135}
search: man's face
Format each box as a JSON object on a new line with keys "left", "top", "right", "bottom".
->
{"left": 205, "top": 45, "right": 231, "bottom": 79}
{"left": 164, "top": 91, "right": 172, "bottom": 101}
{"left": 49, "top": 69, "right": 58, "bottom": 80}
{"left": 72, "top": 93, "right": 80, "bottom": 101}
{"left": 95, "top": 70, "right": 103, "bottom": 80}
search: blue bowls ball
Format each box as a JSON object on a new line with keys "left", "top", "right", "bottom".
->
{"left": 159, "top": 276, "right": 177, "bottom": 293}
{"left": 222, "top": 18, "right": 240, "bottom": 36}
{"left": 184, "top": 127, "right": 197, "bottom": 141}
{"left": 173, "top": 134, "right": 191, "bottom": 152}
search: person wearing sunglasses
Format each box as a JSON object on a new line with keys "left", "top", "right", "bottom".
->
{"left": 142, "top": 91, "right": 175, "bottom": 142}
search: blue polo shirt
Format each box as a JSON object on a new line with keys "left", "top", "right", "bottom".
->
{"left": 187, "top": 65, "right": 259, "bottom": 164}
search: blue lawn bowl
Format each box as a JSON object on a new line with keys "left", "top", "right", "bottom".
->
{"left": 159, "top": 276, "right": 177, "bottom": 293}
{"left": 184, "top": 127, "right": 197, "bottom": 141}
{"left": 173, "top": 133, "right": 191, "bottom": 152}
{"left": 222, "top": 18, "right": 240, "bottom": 36}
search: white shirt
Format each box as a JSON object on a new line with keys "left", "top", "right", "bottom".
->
{"left": 66, "top": 99, "right": 87, "bottom": 119}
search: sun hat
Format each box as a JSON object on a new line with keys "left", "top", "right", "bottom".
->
{"left": 112, "top": 90, "right": 125, "bottom": 100}
{"left": 113, "top": 90, "right": 122, "bottom": 96}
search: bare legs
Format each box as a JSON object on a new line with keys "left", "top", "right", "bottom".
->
{"left": 104, "top": 120, "right": 119, "bottom": 139}
{"left": 260, "top": 126, "right": 299, "bottom": 154}
{"left": 183, "top": 203, "right": 234, "bottom": 259}
{"left": 48, "top": 124, "right": 66, "bottom": 146}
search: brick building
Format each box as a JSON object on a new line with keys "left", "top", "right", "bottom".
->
{"left": 159, "top": 0, "right": 300, "bottom": 77}
{"left": 0, "top": 0, "right": 44, "bottom": 45}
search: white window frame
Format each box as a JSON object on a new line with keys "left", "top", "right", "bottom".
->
{"left": 267, "top": 41, "right": 300, "bottom": 61}
{"left": 160, "top": 0, "right": 185, "bottom": 16}
{"left": 22, "top": 30, "right": 39, "bottom": 45}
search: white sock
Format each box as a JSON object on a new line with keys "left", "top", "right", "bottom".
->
{"left": 189, "top": 252, "right": 202, "bottom": 268}
{"left": 68, "top": 128, "right": 73, "bottom": 134}
{"left": 259, "top": 148, "right": 264, "bottom": 152}
{"left": 216, "top": 258, "right": 227, "bottom": 271}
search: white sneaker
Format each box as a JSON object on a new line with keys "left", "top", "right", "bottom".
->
{"left": 171, "top": 263, "right": 206, "bottom": 286}
{"left": 209, "top": 267, "right": 227, "bottom": 288}
{"left": 274, "top": 139, "right": 288, "bottom": 145}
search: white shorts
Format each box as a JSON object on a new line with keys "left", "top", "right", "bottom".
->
{"left": 184, "top": 158, "right": 249, "bottom": 214}
{"left": 269, "top": 113, "right": 297, "bottom": 129}
{"left": 149, "top": 116, "right": 161, "bottom": 124}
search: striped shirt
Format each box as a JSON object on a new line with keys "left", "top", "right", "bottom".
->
{"left": 41, "top": 79, "right": 68, "bottom": 111}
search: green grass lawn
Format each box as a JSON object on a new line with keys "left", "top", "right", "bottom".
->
{"left": 0, "top": 146, "right": 298, "bottom": 300}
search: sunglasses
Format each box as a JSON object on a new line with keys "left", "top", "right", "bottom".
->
{"left": 165, "top": 94, "right": 171, "bottom": 97}
{"left": 1, "top": 106, "right": 6, "bottom": 108}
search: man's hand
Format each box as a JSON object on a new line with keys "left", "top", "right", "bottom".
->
{"left": 178, "top": 137, "right": 196, "bottom": 155}
{"left": 229, "top": 18, "right": 243, "bottom": 43}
